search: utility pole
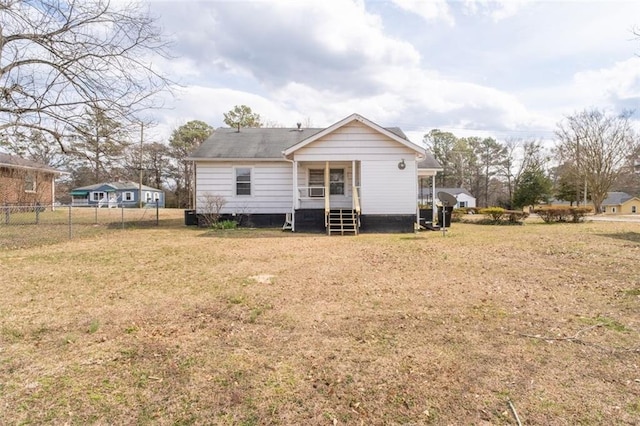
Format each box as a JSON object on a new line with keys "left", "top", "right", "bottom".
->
{"left": 575, "top": 135, "right": 580, "bottom": 207}
{"left": 139, "top": 122, "right": 143, "bottom": 208}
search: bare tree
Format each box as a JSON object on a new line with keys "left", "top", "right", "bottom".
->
{"left": 0, "top": 0, "right": 172, "bottom": 149}
{"left": 556, "top": 109, "right": 638, "bottom": 212}
{"left": 198, "top": 193, "right": 226, "bottom": 227}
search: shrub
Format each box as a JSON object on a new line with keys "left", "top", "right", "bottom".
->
{"left": 213, "top": 219, "right": 237, "bottom": 230}
{"left": 479, "top": 207, "right": 505, "bottom": 222}
{"left": 452, "top": 208, "right": 466, "bottom": 222}
{"left": 506, "top": 210, "right": 529, "bottom": 223}
{"left": 534, "top": 207, "right": 592, "bottom": 223}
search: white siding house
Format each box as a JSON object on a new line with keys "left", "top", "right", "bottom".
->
{"left": 188, "top": 113, "right": 441, "bottom": 233}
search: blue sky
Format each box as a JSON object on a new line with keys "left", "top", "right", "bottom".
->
{"left": 146, "top": 0, "right": 640, "bottom": 144}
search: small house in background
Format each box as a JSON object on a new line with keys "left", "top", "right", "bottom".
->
{"left": 601, "top": 192, "right": 640, "bottom": 214}
{"left": 0, "top": 153, "right": 67, "bottom": 207}
{"left": 419, "top": 187, "right": 476, "bottom": 209}
{"left": 71, "top": 181, "right": 165, "bottom": 208}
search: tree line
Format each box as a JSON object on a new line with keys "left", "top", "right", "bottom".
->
{"left": 424, "top": 109, "right": 640, "bottom": 213}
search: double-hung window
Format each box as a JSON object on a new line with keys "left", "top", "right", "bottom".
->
{"left": 123, "top": 191, "right": 134, "bottom": 201}
{"left": 92, "top": 192, "right": 105, "bottom": 201}
{"left": 308, "top": 168, "right": 344, "bottom": 197}
{"left": 24, "top": 174, "right": 36, "bottom": 192}
{"left": 235, "top": 168, "right": 251, "bottom": 196}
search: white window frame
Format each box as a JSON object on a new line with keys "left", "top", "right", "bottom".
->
{"left": 308, "top": 169, "right": 325, "bottom": 198}
{"left": 24, "top": 174, "right": 36, "bottom": 192}
{"left": 145, "top": 191, "right": 152, "bottom": 202}
{"left": 123, "top": 191, "right": 134, "bottom": 201}
{"left": 308, "top": 168, "right": 345, "bottom": 197}
{"left": 234, "top": 167, "right": 252, "bottom": 196}
{"left": 92, "top": 191, "right": 106, "bottom": 201}
{"left": 329, "top": 168, "right": 345, "bottom": 196}
{"left": 632, "top": 205, "right": 637, "bottom": 214}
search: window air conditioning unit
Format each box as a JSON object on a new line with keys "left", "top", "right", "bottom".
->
{"left": 309, "top": 187, "right": 325, "bottom": 197}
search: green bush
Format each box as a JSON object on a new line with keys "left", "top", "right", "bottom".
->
{"left": 212, "top": 219, "right": 238, "bottom": 229}
{"left": 479, "top": 207, "right": 505, "bottom": 222}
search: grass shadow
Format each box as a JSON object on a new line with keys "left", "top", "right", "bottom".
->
{"left": 598, "top": 232, "right": 640, "bottom": 244}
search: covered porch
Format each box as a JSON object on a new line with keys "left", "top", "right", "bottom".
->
{"left": 289, "top": 160, "right": 361, "bottom": 235}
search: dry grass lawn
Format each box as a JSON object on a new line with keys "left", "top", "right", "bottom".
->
{"left": 1, "top": 220, "right": 639, "bottom": 425}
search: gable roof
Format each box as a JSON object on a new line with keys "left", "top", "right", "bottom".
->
{"left": 602, "top": 191, "right": 636, "bottom": 206}
{"left": 0, "top": 153, "right": 66, "bottom": 175}
{"left": 421, "top": 187, "right": 475, "bottom": 198}
{"left": 189, "top": 127, "right": 323, "bottom": 160}
{"left": 188, "top": 118, "right": 418, "bottom": 161}
{"left": 282, "top": 113, "right": 425, "bottom": 158}
{"left": 73, "top": 181, "right": 162, "bottom": 192}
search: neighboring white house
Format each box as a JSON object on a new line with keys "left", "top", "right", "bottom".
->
{"left": 419, "top": 187, "right": 476, "bottom": 209}
{"left": 187, "top": 113, "right": 442, "bottom": 234}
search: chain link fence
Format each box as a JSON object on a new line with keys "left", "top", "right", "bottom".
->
{"left": 0, "top": 204, "right": 184, "bottom": 249}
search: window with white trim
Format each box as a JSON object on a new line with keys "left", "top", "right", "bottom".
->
{"left": 308, "top": 168, "right": 344, "bottom": 197}
{"left": 632, "top": 205, "right": 637, "bottom": 214}
{"left": 308, "top": 169, "right": 325, "bottom": 197}
{"left": 123, "top": 191, "right": 134, "bottom": 201}
{"left": 329, "top": 169, "right": 345, "bottom": 195}
{"left": 24, "top": 174, "right": 36, "bottom": 192}
{"left": 92, "top": 191, "right": 106, "bottom": 201}
{"left": 235, "top": 168, "right": 251, "bottom": 196}
{"left": 145, "top": 191, "right": 152, "bottom": 202}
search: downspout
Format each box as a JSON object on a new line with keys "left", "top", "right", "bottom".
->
{"left": 284, "top": 155, "right": 296, "bottom": 231}
{"left": 192, "top": 161, "right": 197, "bottom": 211}
{"left": 432, "top": 173, "right": 437, "bottom": 223}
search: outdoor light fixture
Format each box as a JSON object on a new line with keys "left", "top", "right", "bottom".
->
{"left": 398, "top": 159, "right": 406, "bottom": 170}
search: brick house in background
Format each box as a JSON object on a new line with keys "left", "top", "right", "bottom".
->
{"left": 0, "top": 153, "right": 66, "bottom": 207}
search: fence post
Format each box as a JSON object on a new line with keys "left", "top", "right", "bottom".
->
{"left": 156, "top": 201, "right": 159, "bottom": 226}
{"left": 121, "top": 204, "right": 125, "bottom": 229}
{"left": 4, "top": 203, "right": 9, "bottom": 225}
{"left": 35, "top": 203, "right": 40, "bottom": 224}
{"left": 68, "top": 205, "right": 72, "bottom": 239}
{"left": 94, "top": 206, "right": 98, "bottom": 224}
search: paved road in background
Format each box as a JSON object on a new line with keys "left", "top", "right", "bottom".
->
{"left": 587, "top": 215, "right": 640, "bottom": 223}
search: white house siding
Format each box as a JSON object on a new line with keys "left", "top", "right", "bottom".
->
{"left": 195, "top": 161, "right": 292, "bottom": 214}
{"left": 293, "top": 122, "right": 418, "bottom": 214}
{"left": 361, "top": 160, "right": 417, "bottom": 214}
{"left": 456, "top": 193, "right": 476, "bottom": 208}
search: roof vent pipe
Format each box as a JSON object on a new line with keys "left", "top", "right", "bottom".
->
{"left": 297, "top": 122, "right": 302, "bottom": 131}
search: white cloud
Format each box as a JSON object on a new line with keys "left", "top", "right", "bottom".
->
{"left": 462, "top": 0, "right": 532, "bottom": 21}
{"left": 391, "top": 0, "right": 454, "bottom": 25}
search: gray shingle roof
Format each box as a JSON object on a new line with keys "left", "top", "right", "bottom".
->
{"left": 420, "top": 187, "right": 475, "bottom": 198}
{"left": 188, "top": 126, "right": 429, "bottom": 161}
{"left": 602, "top": 191, "right": 634, "bottom": 206}
{"left": 73, "top": 181, "right": 161, "bottom": 192}
{"left": 417, "top": 155, "right": 442, "bottom": 170}
{"left": 0, "top": 153, "right": 65, "bottom": 174}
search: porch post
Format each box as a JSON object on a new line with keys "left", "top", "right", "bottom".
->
{"left": 432, "top": 174, "right": 437, "bottom": 223}
{"left": 324, "top": 161, "right": 330, "bottom": 229}
{"left": 292, "top": 160, "right": 297, "bottom": 231}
